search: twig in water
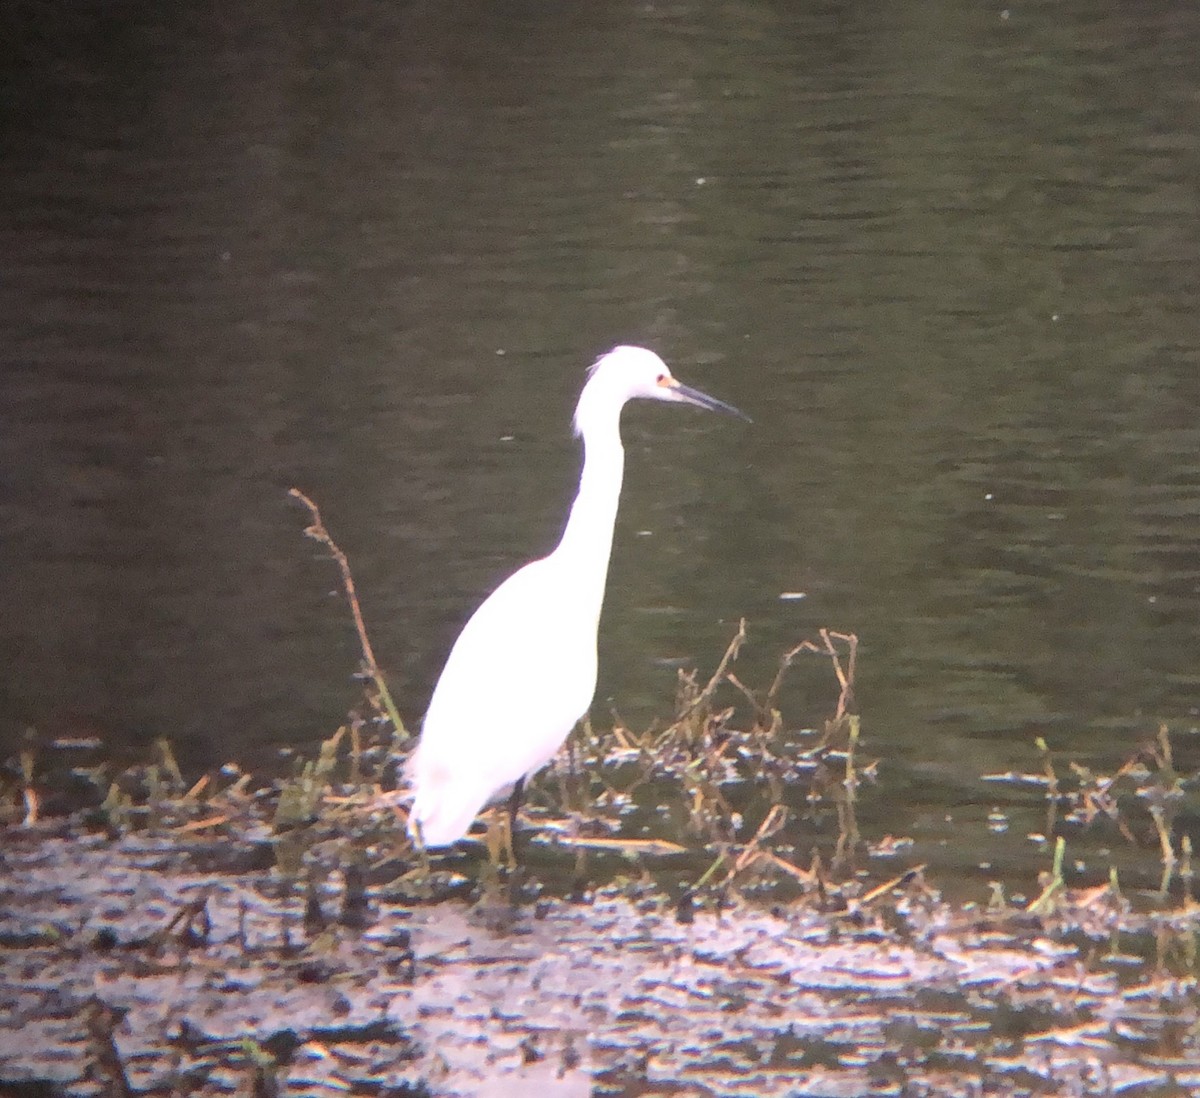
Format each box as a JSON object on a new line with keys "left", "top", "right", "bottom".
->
{"left": 678, "top": 618, "right": 747, "bottom": 720}
{"left": 833, "top": 714, "right": 862, "bottom": 870}
{"left": 1027, "top": 835, "right": 1067, "bottom": 914}
{"left": 1182, "top": 836, "right": 1196, "bottom": 911}
{"left": 83, "top": 997, "right": 134, "bottom": 1098}
{"left": 289, "top": 488, "right": 408, "bottom": 739}
{"left": 854, "top": 865, "right": 927, "bottom": 910}
{"left": 1150, "top": 803, "right": 1177, "bottom": 899}
{"left": 1035, "top": 736, "right": 1060, "bottom": 838}
{"left": 20, "top": 747, "right": 38, "bottom": 826}
{"left": 766, "top": 629, "right": 858, "bottom": 719}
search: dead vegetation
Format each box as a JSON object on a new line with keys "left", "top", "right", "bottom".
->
{"left": 3, "top": 490, "right": 1199, "bottom": 920}
{"left": 4, "top": 492, "right": 1200, "bottom": 1094}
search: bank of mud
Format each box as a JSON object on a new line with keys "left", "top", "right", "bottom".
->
{"left": 2, "top": 826, "right": 1199, "bottom": 1097}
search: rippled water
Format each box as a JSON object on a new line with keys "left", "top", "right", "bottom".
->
{"left": 3, "top": 0, "right": 1200, "bottom": 881}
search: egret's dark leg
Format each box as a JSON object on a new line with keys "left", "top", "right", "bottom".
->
{"left": 508, "top": 777, "right": 526, "bottom": 832}
{"left": 504, "top": 777, "right": 526, "bottom": 867}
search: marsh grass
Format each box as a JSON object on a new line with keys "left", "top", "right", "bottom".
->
{"left": 9, "top": 500, "right": 1200, "bottom": 1094}
{"left": 4, "top": 489, "right": 1200, "bottom": 925}
{"left": 546, "top": 623, "right": 872, "bottom": 904}
{"left": 0, "top": 492, "right": 879, "bottom": 909}
{"left": 280, "top": 488, "right": 882, "bottom": 902}
{"left": 987, "top": 721, "right": 1199, "bottom": 903}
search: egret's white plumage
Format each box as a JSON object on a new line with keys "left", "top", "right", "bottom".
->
{"left": 407, "top": 345, "right": 747, "bottom": 847}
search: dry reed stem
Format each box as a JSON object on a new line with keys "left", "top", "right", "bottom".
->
{"left": 289, "top": 488, "right": 408, "bottom": 739}
{"left": 83, "top": 998, "right": 134, "bottom": 1098}
{"left": 678, "top": 617, "right": 747, "bottom": 719}
{"left": 689, "top": 805, "right": 794, "bottom": 894}
{"left": 184, "top": 773, "right": 211, "bottom": 801}
{"left": 1027, "top": 835, "right": 1066, "bottom": 914}
{"left": 766, "top": 629, "right": 858, "bottom": 718}
{"left": 759, "top": 850, "right": 818, "bottom": 885}
{"left": 174, "top": 815, "right": 232, "bottom": 833}
{"left": 551, "top": 835, "right": 689, "bottom": 857}
{"left": 856, "top": 865, "right": 927, "bottom": 908}
{"left": 20, "top": 749, "right": 37, "bottom": 826}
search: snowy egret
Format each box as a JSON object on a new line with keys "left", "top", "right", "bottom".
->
{"left": 407, "top": 345, "right": 748, "bottom": 849}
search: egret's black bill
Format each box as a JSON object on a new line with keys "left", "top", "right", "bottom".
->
{"left": 675, "top": 382, "right": 752, "bottom": 423}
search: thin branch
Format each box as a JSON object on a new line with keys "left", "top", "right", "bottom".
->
{"left": 765, "top": 629, "right": 858, "bottom": 719}
{"left": 678, "top": 618, "right": 747, "bottom": 719}
{"left": 289, "top": 488, "right": 408, "bottom": 739}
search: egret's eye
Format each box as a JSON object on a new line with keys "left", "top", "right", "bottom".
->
{"left": 656, "top": 373, "right": 669, "bottom": 386}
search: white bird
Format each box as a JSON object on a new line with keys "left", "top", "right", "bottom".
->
{"left": 407, "top": 345, "right": 748, "bottom": 849}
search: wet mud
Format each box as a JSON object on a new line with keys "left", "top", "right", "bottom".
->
{"left": 2, "top": 827, "right": 1199, "bottom": 1097}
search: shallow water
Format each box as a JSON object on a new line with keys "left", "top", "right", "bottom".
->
{"left": 3, "top": 832, "right": 1198, "bottom": 1096}
{"left": 3, "top": 1, "right": 1200, "bottom": 885}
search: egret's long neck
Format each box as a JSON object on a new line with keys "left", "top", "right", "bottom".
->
{"left": 551, "top": 398, "right": 625, "bottom": 621}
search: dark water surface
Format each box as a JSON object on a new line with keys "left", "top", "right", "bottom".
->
{"left": 4, "top": 1, "right": 1200, "bottom": 882}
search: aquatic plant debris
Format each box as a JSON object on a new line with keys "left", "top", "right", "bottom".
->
{"left": 6, "top": 499, "right": 1200, "bottom": 1092}
{"left": 2, "top": 830, "right": 1200, "bottom": 1096}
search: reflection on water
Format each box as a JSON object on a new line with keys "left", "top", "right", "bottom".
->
{"left": 3, "top": 0, "right": 1200, "bottom": 877}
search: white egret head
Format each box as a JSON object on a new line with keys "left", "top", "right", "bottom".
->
{"left": 574, "top": 345, "right": 749, "bottom": 437}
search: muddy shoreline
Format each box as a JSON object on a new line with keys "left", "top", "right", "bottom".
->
{"left": 3, "top": 824, "right": 1199, "bottom": 1098}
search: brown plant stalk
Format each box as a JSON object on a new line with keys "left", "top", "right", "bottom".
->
{"left": 289, "top": 488, "right": 408, "bottom": 740}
